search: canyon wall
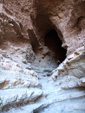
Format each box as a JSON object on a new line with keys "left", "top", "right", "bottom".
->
{"left": 0, "top": 0, "right": 85, "bottom": 113}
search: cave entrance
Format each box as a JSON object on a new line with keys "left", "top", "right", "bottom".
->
{"left": 44, "top": 30, "right": 67, "bottom": 62}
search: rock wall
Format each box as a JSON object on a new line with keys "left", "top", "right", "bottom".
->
{"left": 50, "top": 46, "right": 85, "bottom": 113}
{"left": 31, "top": 0, "right": 85, "bottom": 55}
{"left": 0, "top": 0, "right": 85, "bottom": 113}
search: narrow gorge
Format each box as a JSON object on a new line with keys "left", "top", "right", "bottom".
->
{"left": 0, "top": 0, "right": 85, "bottom": 113}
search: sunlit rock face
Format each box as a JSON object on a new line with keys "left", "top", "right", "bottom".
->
{"left": 50, "top": 46, "right": 85, "bottom": 113}
{"left": 0, "top": 0, "right": 85, "bottom": 113}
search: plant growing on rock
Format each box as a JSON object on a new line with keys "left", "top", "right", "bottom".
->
{"left": 0, "top": 97, "right": 2, "bottom": 110}
{"left": 0, "top": 97, "right": 2, "bottom": 105}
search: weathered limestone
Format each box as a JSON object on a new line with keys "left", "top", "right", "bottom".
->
{"left": 0, "top": 88, "right": 43, "bottom": 111}
{"left": 0, "top": 4, "right": 43, "bottom": 112}
{"left": 52, "top": 46, "right": 85, "bottom": 81}
{"left": 0, "top": 0, "right": 85, "bottom": 113}
{"left": 36, "top": 46, "right": 85, "bottom": 113}
{"left": 31, "top": 0, "right": 85, "bottom": 55}
{"left": 48, "top": 46, "right": 85, "bottom": 113}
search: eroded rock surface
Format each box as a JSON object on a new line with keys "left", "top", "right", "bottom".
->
{"left": 0, "top": 0, "right": 85, "bottom": 113}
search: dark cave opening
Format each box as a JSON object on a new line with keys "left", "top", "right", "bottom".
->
{"left": 44, "top": 30, "right": 67, "bottom": 62}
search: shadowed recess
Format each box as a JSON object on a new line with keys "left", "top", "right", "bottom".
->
{"left": 44, "top": 30, "right": 67, "bottom": 62}
{"left": 28, "top": 29, "right": 40, "bottom": 53}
